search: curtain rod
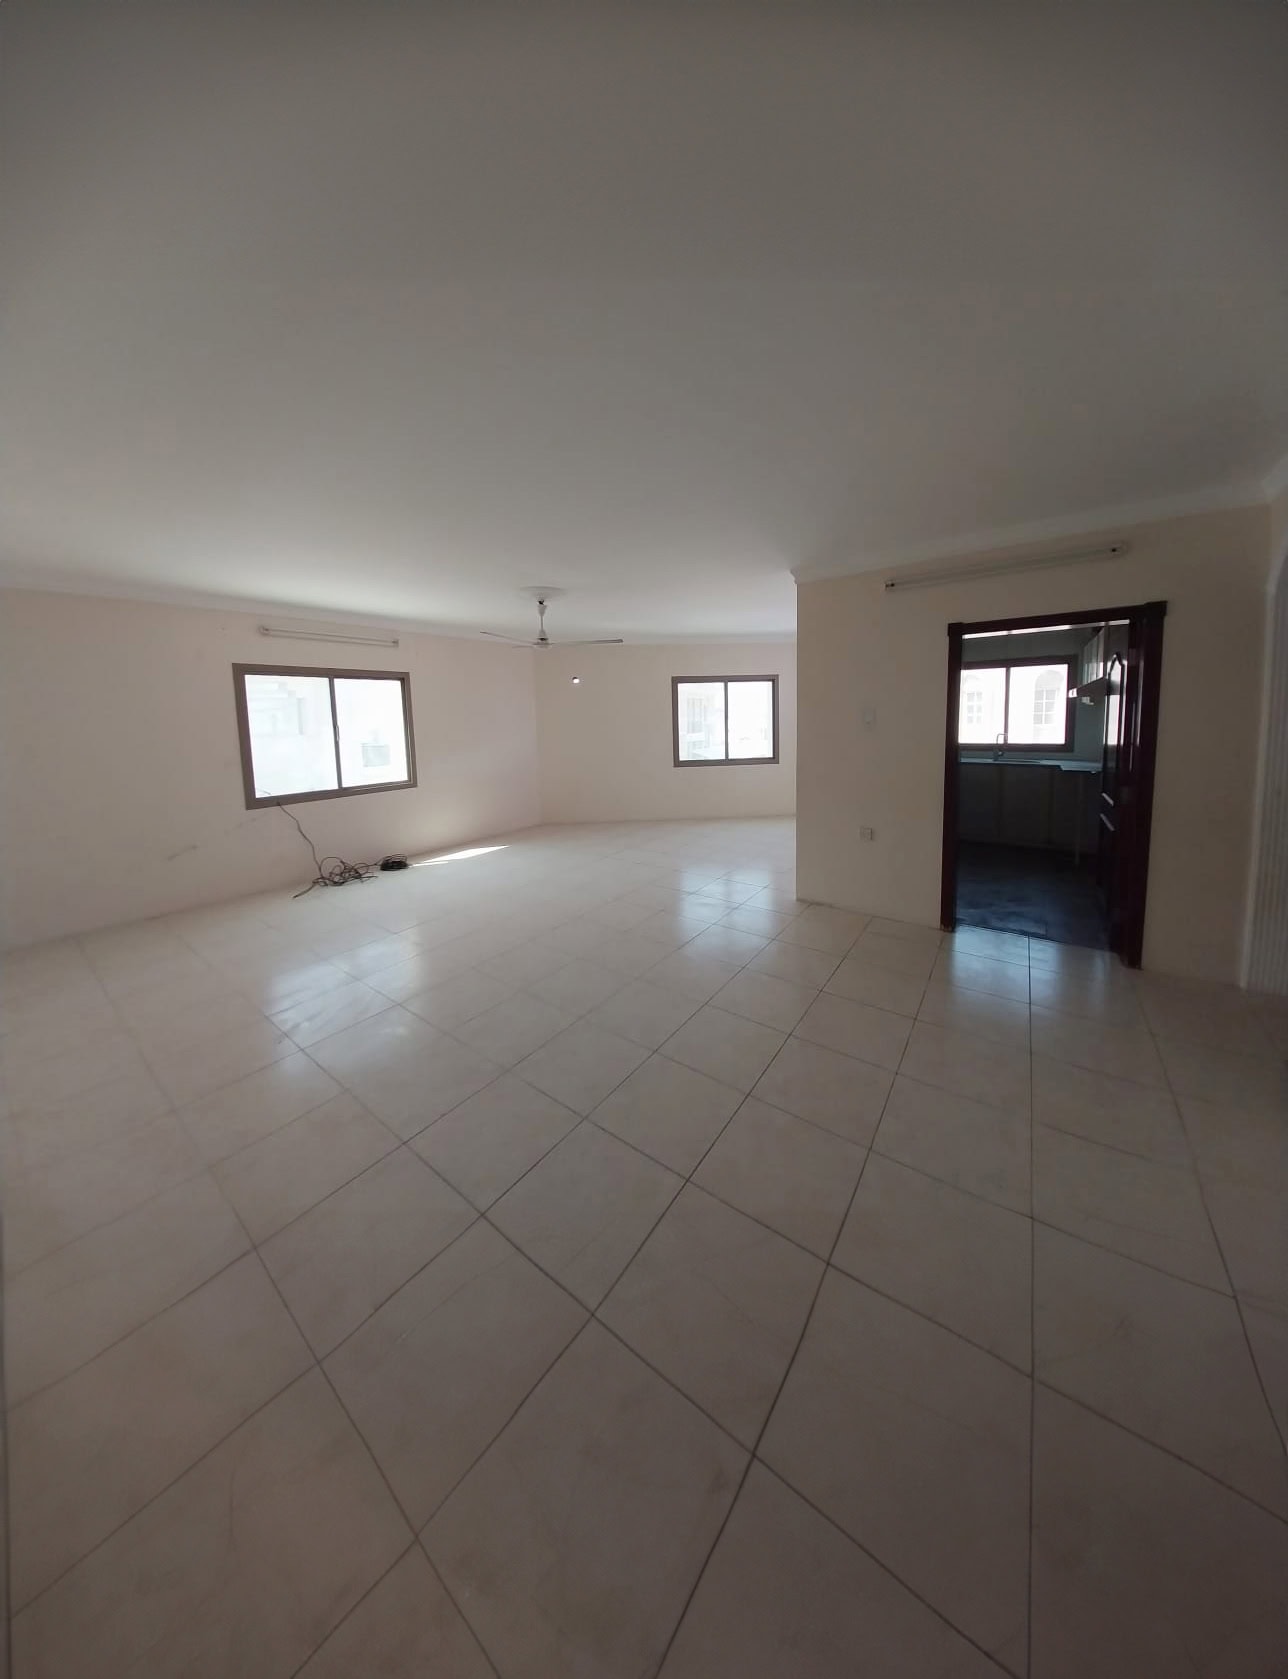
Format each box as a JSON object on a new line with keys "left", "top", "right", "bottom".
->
{"left": 884, "top": 541, "right": 1129, "bottom": 593}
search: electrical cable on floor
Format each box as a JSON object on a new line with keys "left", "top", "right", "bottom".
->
{"left": 275, "top": 802, "right": 380, "bottom": 897}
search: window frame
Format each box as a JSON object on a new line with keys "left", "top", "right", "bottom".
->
{"left": 671, "top": 674, "right": 780, "bottom": 768}
{"left": 958, "top": 654, "right": 1077, "bottom": 753}
{"left": 232, "top": 662, "right": 417, "bottom": 809}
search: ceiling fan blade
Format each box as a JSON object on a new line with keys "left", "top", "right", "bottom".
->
{"left": 550, "top": 638, "right": 625, "bottom": 647}
{"left": 479, "top": 630, "right": 537, "bottom": 645}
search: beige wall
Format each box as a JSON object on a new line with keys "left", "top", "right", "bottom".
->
{"left": 797, "top": 506, "right": 1272, "bottom": 982}
{"left": 0, "top": 592, "right": 540, "bottom": 947}
{"left": 1269, "top": 484, "right": 1288, "bottom": 580}
{"left": 536, "top": 642, "right": 796, "bottom": 822}
{"left": 1243, "top": 484, "right": 1288, "bottom": 991}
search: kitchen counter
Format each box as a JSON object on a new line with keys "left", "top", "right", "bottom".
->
{"left": 959, "top": 755, "right": 1100, "bottom": 772}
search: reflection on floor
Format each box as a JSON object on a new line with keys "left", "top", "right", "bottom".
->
{"left": 3, "top": 817, "right": 1286, "bottom": 1677}
{"left": 956, "top": 841, "right": 1107, "bottom": 950}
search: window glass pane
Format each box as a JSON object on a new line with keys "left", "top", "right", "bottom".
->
{"left": 727, "top": 680, "right": 775, "bottom": 759}
{"left": 243, "top": 673, "right": 337, "bottom": 797}
{"left": 335, "top": 678, "right": 409, "bottom": 788}
{"left": 676, "top": 682, "right": 727, "bottom": 761}
{"left": 957, "top": 667, "right": 1006, "bottom": 744}
{"left": 1007, "top": 664, "right": 1068, "bottom": 746}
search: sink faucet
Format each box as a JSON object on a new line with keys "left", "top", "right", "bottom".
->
{"left": 993, "top": 733, "right": 1005, "bottom": 760}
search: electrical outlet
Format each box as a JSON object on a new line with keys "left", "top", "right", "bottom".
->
{"left": 859, "top": 826, "right": 875, "bottom": 841}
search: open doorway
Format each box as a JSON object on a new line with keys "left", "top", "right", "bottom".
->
{"left": 940, "top": 602, "right": 1166, "bottom": 966}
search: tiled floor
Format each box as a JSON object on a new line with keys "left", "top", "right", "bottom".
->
{"left": 956, "top": 842, "right": 1108, "bottom": 950}
{"left": 1, "top": 817, "right": 1286, "bottom": 1678}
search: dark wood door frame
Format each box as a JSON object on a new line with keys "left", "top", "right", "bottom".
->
{"left": 940, "top": 601, "right": 1167, "bottom": 967}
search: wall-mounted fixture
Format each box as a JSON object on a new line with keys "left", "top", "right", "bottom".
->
{"left": 258, "top": 625, "right": 400, "bottom": 649}
{"left": 571, "top": 676, "right": 582, "bottom": 684}
{"left": 885, "top": 542, "right": 1129, "bottom": 593}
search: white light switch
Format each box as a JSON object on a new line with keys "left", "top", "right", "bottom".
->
{"left": 860, "top": 826, "right": 875, "bottom": 841}
{"left": 862, "top": 707, "right": 877, "bottom": 727}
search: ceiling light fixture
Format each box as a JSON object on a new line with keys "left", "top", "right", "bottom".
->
{"left": 884, "top": 542, "right": 1129, "bottom": 593}
{"left": 258, "top": 625, "right": 400, "bottom": 648}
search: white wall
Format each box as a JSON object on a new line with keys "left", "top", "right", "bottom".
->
{"left": 536, "top": 642, "right": 796, "bottom": 822}
{"left": 1244, "top": 483, "right": 1288, "bottom": 993}
{"left": 0, "top": 591, "right": 540, "bottom": 947}
{"left": 797, "top": 505, "right": 1271, "bottom": 983}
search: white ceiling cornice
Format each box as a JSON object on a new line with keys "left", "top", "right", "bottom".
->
{"left": 0, "top": 565, "right": 796, "bottom": 646}
{"left": 791, "top": 480, "right": 1269, "bottom": 586}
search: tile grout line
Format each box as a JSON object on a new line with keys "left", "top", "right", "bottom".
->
{"left": 397, "top": 946, "right": 891, "bottom": 1668}
{"left": 1031, "top": 1378, "right": 1288, "bottom": 1528}
{"left": 3, "top": 929, "right": 1243, "bottom": 1355}
{"left": 162, "top": 1175, "right": 472, "bottom": 1677}
{"left": 10, "top": 1361, "right": 321, "bottom": 1618}
{"left": 2, "top": 903, "right": 851, "bottom": 1404}
{"left": 280, "top": 1542, "right": 424, "bottom": 1679}
{"left": 12, "top": 857, "right": 1279, "bottom": 1669}
{"left": 6, "top": 1244, "right": 255, "bottom": 1415}
{"left": 649, "top": 964, "right": 994, "bottom": 1677}
{"left": 4, "top": 889, "right": 810, "bottom": 1430}
{"left": 760, "top": 1457, "right": 1029, "bottom": 1679}
{"left": 4, "top": 1082, "right": 403, "bottom": 1293}
{"left": 17, "top": 947, "right": 1282, "bottom": 1638}
{"left": 1142, "top": 1003, "right": 1288, "bottom": 1477}
{"left": 413, "top": 1316, "right": 611, "bottom": 1679}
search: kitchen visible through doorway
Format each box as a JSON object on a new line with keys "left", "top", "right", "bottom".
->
{"left": 940, "top": 603, "right": 1166, "bottom": 966}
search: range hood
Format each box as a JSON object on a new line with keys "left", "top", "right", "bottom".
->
{"left": 1072, "top": 675, "right": 1111, "bottom": 703}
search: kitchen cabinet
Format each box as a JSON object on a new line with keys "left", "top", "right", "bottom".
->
{"left": 957, "top": 759, "right": 1100, "bottom": 854}
{"left": 1078, "top": 627, "right": 1106, "bottom": 688}
{"left": 1000, "top": 764, "right": 1051, "bottom": 847}
{"left": 959, "top": 762, "right": 1001, "bottom": 843}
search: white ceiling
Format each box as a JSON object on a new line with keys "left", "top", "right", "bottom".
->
{"left": 3, "top": 4, "right": 1286, "bottom": 640}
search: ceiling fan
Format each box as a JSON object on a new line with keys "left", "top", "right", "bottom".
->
{"left": 479, "top": 587, "right": 624, "bottom": 649}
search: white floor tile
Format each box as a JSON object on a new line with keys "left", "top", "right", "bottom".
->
{"left": 794, "top": 992, "right": 912, "bottom": 1071}
{"left": 1033, "top": 1124, "right": 1227, "bottom": 1290}
{"left": 325, "top": 1221, "right": 585, "bottom": 1526}
{"left": 835, "top": 1154, "right": 1032, "bottom": 1369}
{"left": 1034, "top": 1226, "right": 1286, "bottom": 1514}
{"left": 259, "top": 1150, "right": 475, "bottom": 1356}
{"left": 661, "top": 1465, "right": 1005, "bottom": 1679}
{"left": 601, "top": 1185, "right": 823, "bottom": 1444}
{"left": 489, "top": 1122, "right": 680, "bottom": 1306}
{"left": 591, "top": 1053, "right": 742, "bottom": 1174}
{"left": 694, "top": 1096, "right": 865, "bottom": 1256}
{"left": 410, "top": 1073, "right": 580, "bottom": 1208}
{"left": 424, "top": 1325, "right": 745, "bottom": 1679}
{"left": 12, "top": 1372, "right": 410, "bottom": 1679}
{"left": 6, "top": 1174, "right": 250, "bottom": 1403}
{"left": 663, "top": 1005, "right": 787, "bottom": 1092}
{"left": 514, "top": 1019, "right": 650, "bottom": 1115}
{"left": 9, "top": 1255, "right": 310, "bottom": 1605}
{"left": 761, "top": 1271, "right": 1030, "bottom": 1673}
{"left": 873, "top": 1075, "right": 1030, "bottom": 1213}
{"left": 750, "top": 1035, "right": 892, "bottom": 1147}
{"left": 1031, "top": 1387, "right": 1288, "bottom": 1679}
{"left": 296, "top": 1550, "right": 495, "bottom": 1679}
{"left": 8, "top": 817, "right": 1284, "bottom": 1677}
